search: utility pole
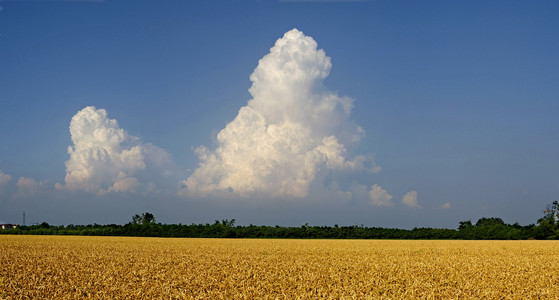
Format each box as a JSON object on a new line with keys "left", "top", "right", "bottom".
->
{"left": 23, "top": 211, "right": 25, "bottom": 226}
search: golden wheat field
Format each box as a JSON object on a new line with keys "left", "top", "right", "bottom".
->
{"left": 1, "top": 236, "right": 559, "bottom": 299}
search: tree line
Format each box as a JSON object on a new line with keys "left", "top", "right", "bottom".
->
{"left": 2, "top": 202, "right": 559, "bottom": 240}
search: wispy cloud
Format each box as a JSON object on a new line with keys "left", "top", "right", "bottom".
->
{"left": 0, "top": 170, "right": 12, "bottom": 189}
{"left": 0, "top": 170, "right": 11, "bottom": 185}
{"left": 439, "top": 202, "right": 451, "bottom": 209}
{"left": 16, "top": 177, "right": 47, "bottom": 197}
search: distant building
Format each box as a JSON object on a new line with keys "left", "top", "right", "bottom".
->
{"left": 0, "top": 224, "right": 18, "bottom": 229}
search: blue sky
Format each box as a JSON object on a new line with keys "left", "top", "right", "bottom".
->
{"left": 1, "top": 0, "right": 558, "bottom": 228}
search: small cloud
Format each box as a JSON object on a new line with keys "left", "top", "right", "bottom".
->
{"left": 0, "top": 170, "right": 12, "bottom": 187}
{"left": 368, "top": 184, "right": 393, "bottom": 207}
{"left": 439, "top": 202, "right": 451, "bottom": 209}
{"left": 16, "top": 177, "right": 46, "bottom": 197}
{"left": 402, "top": 190, "right": 421, "bottom": 208}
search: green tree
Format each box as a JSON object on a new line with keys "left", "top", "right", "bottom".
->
{"left": 142, "top": 212, "right": 155, "bottom": 225}
{"left": 537, "top": 201, "right": 559, "bottom": 239}
{"left": 131, "top": 212, "right": 156, "bottom": 225}
{"left": 458, "top": 220, "right": 473, "bottom": 230}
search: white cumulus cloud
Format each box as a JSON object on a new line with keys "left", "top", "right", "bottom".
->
{"left": 58, "top": 106, "right": 173, "bottom": 195}
{"left": 402, "top": 190, "right": 421, "bottom": 208}
{"left": 182, "top": 28, "right": 377, "bottom": 198}
{"left": 368, "top": 184, "right": 393, "bottom": 206}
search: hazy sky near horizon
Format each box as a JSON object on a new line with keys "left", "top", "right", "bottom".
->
{"left": 1, "top": 0, "right": 558, "bottom": 228}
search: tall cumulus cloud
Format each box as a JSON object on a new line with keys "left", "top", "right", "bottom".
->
{"left": 182, "top": 29, "right": 378, "bottom": 198}
{"left": 57, "top": 106, "right": 173, "bottom": 195}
